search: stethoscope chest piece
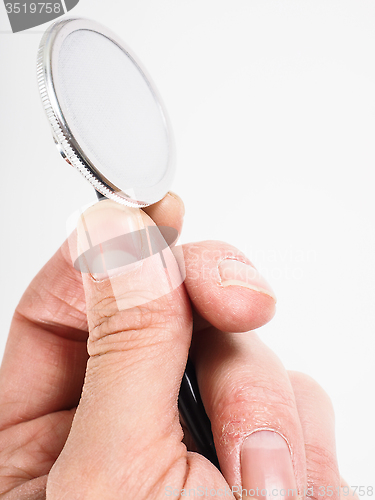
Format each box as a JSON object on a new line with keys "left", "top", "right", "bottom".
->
{"left": 37, "top": 17, "right": 175, "bottom": 207}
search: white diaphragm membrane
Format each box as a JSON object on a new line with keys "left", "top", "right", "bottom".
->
{"left": 57, "top": 29, "right": 168, "bottom": 191}
{"left": 37, "top": 18, "right": 175, "bottom": 206}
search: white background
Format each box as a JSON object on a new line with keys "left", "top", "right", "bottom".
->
{"left": 1, "top": 0, "right": 374, "bottom": 487}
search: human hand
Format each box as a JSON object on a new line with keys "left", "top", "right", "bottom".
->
{"left": 0, "top": 195, "right": 356, "bottom": 499}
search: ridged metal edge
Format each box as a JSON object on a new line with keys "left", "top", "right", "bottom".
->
{"left": 36, "top": 24, "right": 145, "bottom": 208}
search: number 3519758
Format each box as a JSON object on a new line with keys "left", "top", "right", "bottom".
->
{"left": 5, "top": 3, "right": 61, "bottom": 14}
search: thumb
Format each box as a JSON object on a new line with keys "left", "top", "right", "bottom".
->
{"left": 47, "top": 200, "right": 192, "bottom": 499}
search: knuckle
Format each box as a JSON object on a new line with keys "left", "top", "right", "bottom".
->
{"left": 88, "top": 293, "right": 119, "bottom": 325}
{"left": 87, "top": 296, "right": 186, "bottom": 357}
{"left": 213, "top": 377, "right": 298, "bottom": 445}
{"left": 85, "top": 275, "right": 191, "bottom": 357}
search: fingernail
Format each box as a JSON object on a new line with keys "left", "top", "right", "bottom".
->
{"left": 218, "top": 259, "right": 276, "bottom": 301}
{"left": 241, "top": 431, "right": 298, "bottom": 499}
{"left": 76, "top": 199, "right": 146, "bottom": 280}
